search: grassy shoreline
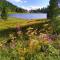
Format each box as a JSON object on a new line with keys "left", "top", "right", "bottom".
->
{"left": 0, "top": 17, "right": 49, "bottom": 41}
{"left": 0, "top": 17, "right": 48, "bottom": 30}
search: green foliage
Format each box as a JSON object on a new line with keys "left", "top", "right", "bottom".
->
{"left": 0, "top": 1, "right": 27, "bottom": 13}
{"left": 47, "top": 0, "right": 59, "bottom": 34}
{"left": 0, "top": 47, "right": 20, "bottom": 60}
{"left": 0, "top": 30, "right": 60, "bottom": 60}
{"left": 1, "top": 1, "right": 8, "bottom": 20}
{"left": 47, "top": 0, "right": 58, "bottom": 19}
{"left": 51, "top": 17, "right": 60, "bottom": 34}
{"left": 29, "top": 7, "right": 48, "bottom": 13}
{"left": 1, "top": 7, "right": 8, "bottom": 20}
{"left": 0, "top": 17, "right": 60, "bottom": 60}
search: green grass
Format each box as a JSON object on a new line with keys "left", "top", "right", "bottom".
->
{"left": 0, "top": 17, "right": 28, "bottom": 40}
{"left": 0, "top": 17, "right": 28, "bottom": 30}
{"left": 0, "top": 17, "right": 60, "bottom": 60}
{"left": 0, "top": 17, "right": 48, "bottom": 30}
{"left": 0, "top": 17, "right": 49, "bottom": 41}
{"left": 8, "top": 12, "right": 29, "bottom": 14}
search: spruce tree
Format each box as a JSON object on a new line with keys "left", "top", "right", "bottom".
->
{"left": 1, "top": 7, "right": 8, "bottom": 20}
{"left": 47, "top": 0, "right": 59, "bottom": 34}
{"left": 47, "top": 0, "right": 58, "bottom": 19}
{"left": 1, "top": 1, "right": 8, "bottom": 20}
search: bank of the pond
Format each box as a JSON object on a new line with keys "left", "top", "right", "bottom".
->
{"left": 0, "top": 17, "right": 48, "bottom": 30}
{"left": 0, "top": 17, "right": 50, "bottom": 41}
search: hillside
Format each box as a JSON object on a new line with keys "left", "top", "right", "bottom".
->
{"left": 0, "top": 1, "right": 27, "bottom": 13}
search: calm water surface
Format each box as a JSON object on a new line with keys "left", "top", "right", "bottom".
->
{"left": 9, "top": 13, "right": 47, "bottom": 19}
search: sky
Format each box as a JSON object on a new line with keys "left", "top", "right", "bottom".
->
{"left": 7, "top": 0, "right": 50, "bottom": 10}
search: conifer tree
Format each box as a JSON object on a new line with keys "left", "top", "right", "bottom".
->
{"left": 47, "top": 0, "right": 58, "bottom": 19}
{"left": 47, "top": 0, "right": 59, "bottom": 34}
{"left": 1, "top": 0, "right": 8, "bottom": 20}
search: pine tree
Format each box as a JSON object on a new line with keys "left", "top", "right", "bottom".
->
{"left": 1, "top": 1, "right": 8, "bottom": 20}
{"left": 47, "top": 0, "right": 59, "bottom": 34}
{"left": 47, "top": 0, "right": 58, "bottom": 19}
{"left": 1, "top": 7, "right": 8, "bottom": 20}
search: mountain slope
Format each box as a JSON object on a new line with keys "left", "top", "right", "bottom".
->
{"left": 0, "top": 1, "right": 27, "bottom": 13}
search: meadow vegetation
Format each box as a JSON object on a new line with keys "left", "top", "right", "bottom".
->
{"left": 0, "top": 17, "right": 60, "bottom": 60}
{"left": 0, "top": 0, "right": 60, "bottom": 60}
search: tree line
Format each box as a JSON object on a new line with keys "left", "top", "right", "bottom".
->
{"left": 29, "top": 7, "right": 48, "bottom": 13}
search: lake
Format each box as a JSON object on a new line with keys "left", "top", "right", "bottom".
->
{"left": 9, "top": 13, "right": 47, "bottom": 19}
